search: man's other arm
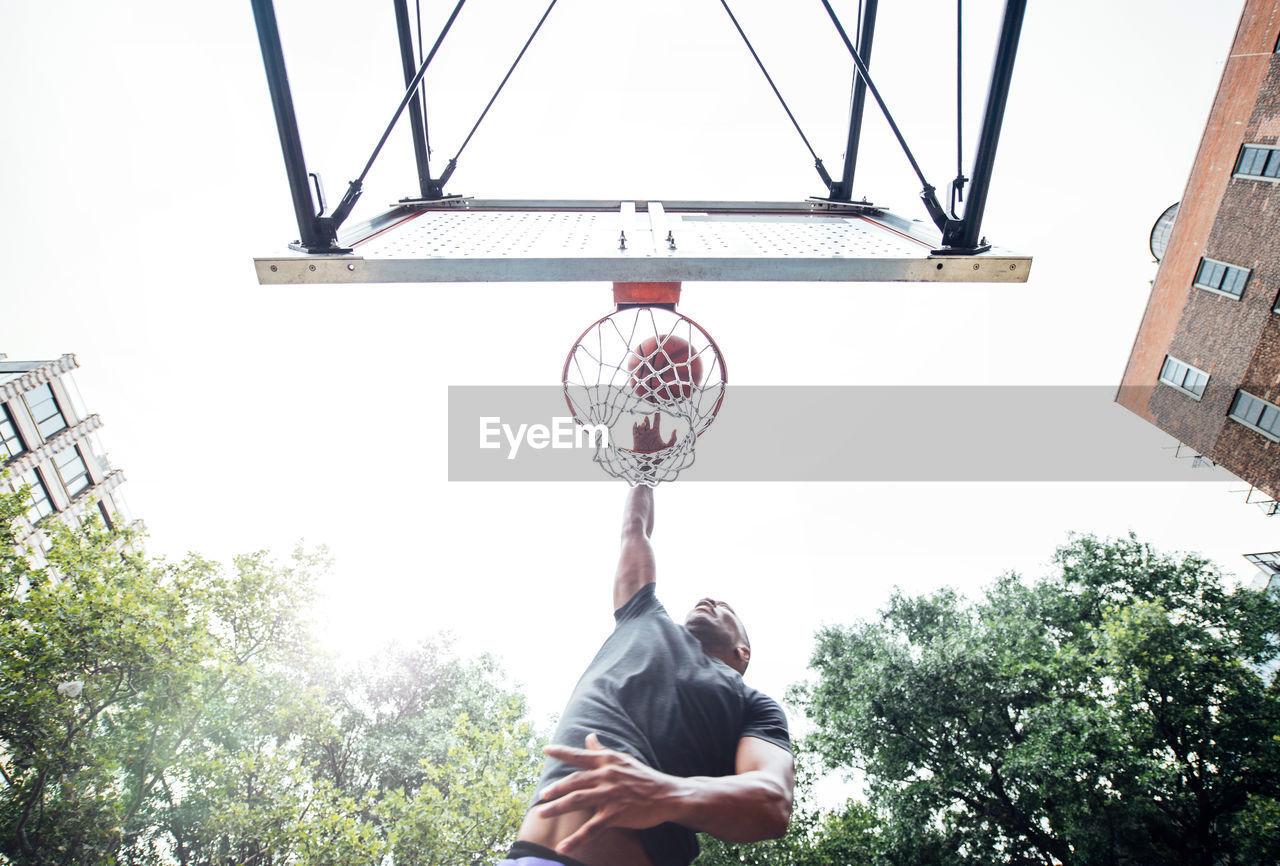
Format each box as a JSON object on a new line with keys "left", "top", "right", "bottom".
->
{"left": 676, "top": 735, "right": 794, "bottom": 842}
{"left": 614, "top": 486, "right": 655, "bottom": 611}
{"left": 537, "top": 733, "right": 795, "bottom": 855}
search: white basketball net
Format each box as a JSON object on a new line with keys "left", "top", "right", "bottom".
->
{"left": 563, "top": 306, "right": 726, "bottom": 486}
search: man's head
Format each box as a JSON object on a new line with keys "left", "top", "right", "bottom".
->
{"left": 684, "top": 598, "right": 751, "bottom": 674}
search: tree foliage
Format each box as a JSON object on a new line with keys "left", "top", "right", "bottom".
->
{"left": 380, "top": 706, "right": 543, "bottom": 866}
{"left": 0, "top": 488, "right": 543, "bottom": 865}
{"left": 795, "top": 534, "right": 1280, "bottom": 865}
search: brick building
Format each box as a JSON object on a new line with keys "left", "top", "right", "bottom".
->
{"left": 0, "top": 354, "right": 134, "bottom": 540}
{"left": 1118, "top": 0, "right": 1280, "bottom": 505}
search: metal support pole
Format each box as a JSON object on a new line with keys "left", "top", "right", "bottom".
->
{"left": 830, "top": 0, "right": 878, "bottom": 202}
{"left": 941, "top": 0, "right": 1026, "bottom": 251}
{"left": 393, "top": 0, "right": 435, "bottom": 199}
{"left": 327, "top": 0, "right": 467, "bottom": 228}
{"left": 249, "top": 0, "right": 336, "bottom": 252}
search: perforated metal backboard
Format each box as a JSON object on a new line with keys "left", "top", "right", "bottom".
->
{"left": 254, "top": 200, "right": 1031, "bottom": 285}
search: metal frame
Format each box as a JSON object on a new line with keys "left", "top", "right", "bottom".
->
{"left": 940, "top": 0, "right": 1026, "bottom": 252}
{"left": 250, "top": 0, "right": 1028, "bottom": 265}
{"left": 250, "top": 0, "right": 334, "bottom": 253}
{"left": 828, "top": 0, "right": 878, "bottom": 203}
{"left": 392, "top": 0, "right": 435, "bottom": 201}
{"left": 1244, "top": 551, "right": 1280, "bottom": 576}
{"left": 254, "top": 198, "right": 1031, "bottom": 285}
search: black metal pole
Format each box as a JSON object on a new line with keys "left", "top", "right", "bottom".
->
{"left": 943, "top": 0, "right": 1026, "bottom": 250}
{"left": 393, "top": 0, "right": 434, "bottom": 199}
{"left": 831, "top": 0, "right": 878, "bottom": 201}
{"left": 820, "top": 1, "right": 938, "bottom": 208}
{"left": 327, "top": 0, "right": 467, "bottom": 226}
{"left": 249, "top": 0, "right": 332, "bottom": 251}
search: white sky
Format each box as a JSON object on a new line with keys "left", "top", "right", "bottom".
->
{"left": 2, "top": 0, "right": 1273, "bottom": 799}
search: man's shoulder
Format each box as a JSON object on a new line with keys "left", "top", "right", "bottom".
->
{"left": 738, "top": 686, "right": 792, "bottom": 753}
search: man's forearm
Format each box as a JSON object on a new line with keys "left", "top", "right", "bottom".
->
{"left": 614, "top": 486, "right": 656, "bottom": 609}
{"left": 667, "top": 769, "right": 792, "bottom": 842}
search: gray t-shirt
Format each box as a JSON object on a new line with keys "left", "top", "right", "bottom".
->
{"left": 534, "top": 584, "right": 790, "bottom": 866}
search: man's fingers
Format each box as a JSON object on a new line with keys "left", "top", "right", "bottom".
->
{"left": 537, "top": 767, "right": 607, "bottom": 810}
{"left": 536, "top": 768, "right": 584, "bottom": 806}
{"left": 556, "top": 811, "right": 610, "bottom": 856}
{"left": 538, "top": 734, "right": 620, "bottom": 806}
{"left": 538, "top": 784, "right": 604, "bottom": 818}
{"left": 544, "top": 732, "right": 610, "bottom": 767}
{"left": 543, "top": 743, "right": 610, "bottom": 769}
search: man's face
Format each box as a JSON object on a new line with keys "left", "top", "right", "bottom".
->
{"left": 684, "top": 598, "right": 750, "bottom": 672}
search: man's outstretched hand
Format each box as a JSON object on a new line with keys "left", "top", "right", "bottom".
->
{"left": 632, "top": 414, "right": 677, "bottom": 454}
{"left": 537, "top": 733, "right": 687, "bottom": 856}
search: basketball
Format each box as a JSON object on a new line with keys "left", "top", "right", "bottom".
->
{"left": 626, "top": 335, "right": 703, "bottom": 403}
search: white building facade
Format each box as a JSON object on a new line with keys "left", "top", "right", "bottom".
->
{"left": 0, "top": 354, "right": 133, "bottom": 539}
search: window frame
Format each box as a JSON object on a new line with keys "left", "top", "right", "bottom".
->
{"left": 98, "top": 500, "right": 115, "bottom": 530}
{"left": 0, "top": 403, "right": 25, "bottom": 460}
{"left": 1234, "top": 144, "right": 1280, "bottom": 182}
{"left": 23, "top": 384, "right": 68, "bottom": 441}
{"left": 1158, "top": 355, "right": 1210, "bottom": 400}
{"left": 1192, "top": 256, "right": 1250, "bottom": 300}
{"left": 19, "top": 467, "right": 55, "bottom": 522}
{"left": 52, "top": 444, "right": 92, "bottom": 498}
{"left": 1228, "top": 390, "right": 1280, "bottom": 442}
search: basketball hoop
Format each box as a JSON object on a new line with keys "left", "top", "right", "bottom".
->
{"left": 563, "top": 283, "right": 726, "bottom": 486}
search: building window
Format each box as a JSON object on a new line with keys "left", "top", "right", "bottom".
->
{"left": 0, "top": 404, "right": 24, "bottom": 460}
{"left": 1246, "top": 551, "right": 1280, "bottom": 575}
{"left": 1234, "top": 144, "right": 1280, "bottom": 180}
{"left": 1229, "top": 390, "right": 1280, "bottom": 441}
{"left": 1159, "top": 355, "right": 1209, "bottom": 398}
{"left": 52, "top": 445, "right": 91, "bottom": 498}
{"left": 23, "top": 384, "right": 67, "bottom": 440}
{"left": 19, "top": 467, "right": 54, "bottom": 522}
{"left": 1193, "top": 257, "right": 1250, "bottom": 299}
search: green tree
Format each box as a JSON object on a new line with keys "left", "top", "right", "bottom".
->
{"left": 0, "top": 486, "right": 543, "bottom": 866}
{"left": 806, "top": 799, "right": 882, "bottom": 866}
{"left": 304, "top": 639, "right": 528, "bottom": 798}
{"left": 379, "top": 704, "right": 544, "bottom": 866}
{"left": 0, "top": 476, "right": 327, "bottom": 866}
{"left": 795, "top": 535, "right": 1280, "bottom": 865}
{"left": 0, "top": 495, "right": 229, "bottom": 863}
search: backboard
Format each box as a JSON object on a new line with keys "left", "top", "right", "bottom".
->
{"left": 254, "top": 199, "right": 1031, "bottom": 285}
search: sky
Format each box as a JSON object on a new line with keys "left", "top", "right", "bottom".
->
{"left": 1, "top": 0, "right": 1274, "bottom": 798}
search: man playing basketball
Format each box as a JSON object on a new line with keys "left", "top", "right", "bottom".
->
{"left": 499, "top": 473, "right": 795, "bottom": 866}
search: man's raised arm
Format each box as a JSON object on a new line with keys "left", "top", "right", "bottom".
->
{"left": 614, "top": 485, "right": 656, "bottom": 611}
